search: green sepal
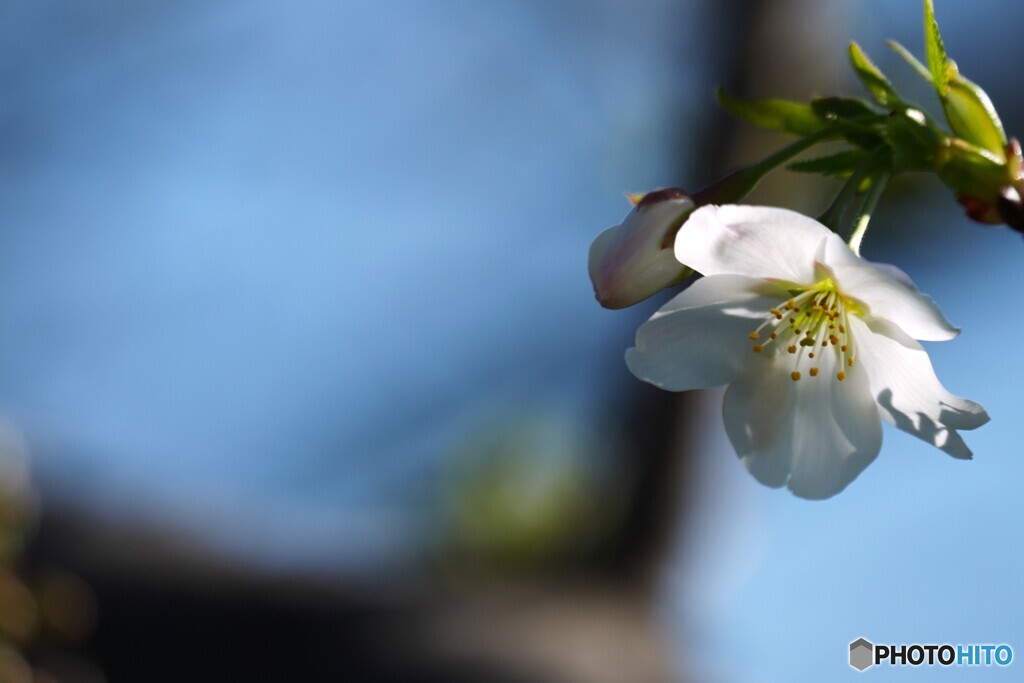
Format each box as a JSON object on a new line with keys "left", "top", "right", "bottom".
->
{"left": 849, "top": 42, "right": 900, "bottom": 107}
{"left": 934, "top": 137, "right": 1011, "bottom": 201}
{"left": 716, "top": 88, "right": 825, "bottom": 136}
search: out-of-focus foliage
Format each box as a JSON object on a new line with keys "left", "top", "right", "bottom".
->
{"left": 439, "top": 411, "right": 627, "bottom": 575}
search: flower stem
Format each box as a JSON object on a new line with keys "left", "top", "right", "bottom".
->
{"left": 847, "top": 169, "right": 891, "bottom": 256}
{"left": 692, "top": 130, "right": 833, "bottom": 206}
{"left": 818, "top": 163, "right": 872, "bottom": 233}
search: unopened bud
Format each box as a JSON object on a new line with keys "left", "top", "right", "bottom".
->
{"left": 941, "top": 67, "right": 1007, "bottom": 161}
{"left": 588, "top": 189, "right": 694, "bottom": 309}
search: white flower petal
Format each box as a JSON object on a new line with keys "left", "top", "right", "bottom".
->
{"left": 626, "top": 274, "right": 790, "bottom": 391}
{"left": 848, "top": 316, "right": 989, "bottom": 459}
{"left": 824, "top": 235, "right": 958, "bottom": 341}
{"left": 675, "top": 205, "right": 832, "bottom": 283}
{"left": 723, "top": 346, "right": 882, "bottom": 499}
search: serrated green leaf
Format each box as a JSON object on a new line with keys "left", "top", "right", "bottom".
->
{"left": 848, "top": 42, "right": 900, "bottom": 107}
{"left": 788, "top": 150, "right": 868, "bottom": 176}
{"left": 716, "top": 89, "right": 825, "bottom": 136}
{"left": 924, "top": 0, "right": 950, "bottom": 92}
{"left": 887, "top": 40, "right": 933, "bottom": 83}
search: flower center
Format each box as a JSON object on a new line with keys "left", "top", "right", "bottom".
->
{"left": 747, "top": 280, "right": 856, "bottom": 382}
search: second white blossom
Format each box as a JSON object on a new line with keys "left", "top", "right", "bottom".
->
{"left": 626, "top": 204, "right": 989, "bottom": 499}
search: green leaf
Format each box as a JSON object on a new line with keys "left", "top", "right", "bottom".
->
{"left": 885, "top": 108, "right": 943, "bottom": 171}
{"left": 887, "top": 40, "right": 933, "bottom": 83}
{"left": 788, "top": 150, "right": 868, "bottom": 176}
{"left": 716, "top": 88, "right": 825, "bottom": 136}
{"left": 848, "top": 42, "right": 900, "bottom": 107}
{"left": 811, "top": 96, "right": 882, "bottom": 122}
{"left": 924, "top": 0, "right": 950, "bottom": 92}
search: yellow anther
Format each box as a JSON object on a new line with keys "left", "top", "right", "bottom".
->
{"left": 787, "top": 299, "right": 796, "bottom": 309}
{"left": 790, "top": 317, "right": 797, "bottom": 324}
{"left": 829, "top": 335, "right": 840, "bottom": 345}
{"left": 838, "top": 324, "right": 846, "bottom": 333}
{"left": 794, "top": 328, "right": 801, "bottom": 334}
{"left": 837, "top": 371, "right": 846, "bottom": 381}
{"left": 840, "top": 344, "right": 847, "bottom": 352}
{"left": 787, "top": 345, "right": 797, "bottom": 354}
{"left": 752, "top": 344, "right": 764, "bottom": 353}
{"left": 770, "top": 308, "right": 781, "bottom": 316}
{"left": 749, "top": 332, "right": 760, "bottom": 340}
{"left": 769, "top": 332, "right": 777, "bottom": 340}
{"left": 809, "top": 367, "right": 819, "bottom": 377}
{"left": 848, "top": 357, "right": 855, "bottom": 367}
{"left": 822, "top": 341, "right": 828, "bottom": 347}
{"left": 809, "top": 352, "right": 815, "bottom": 358}
{"left": 791, "top": 371, "right": 801, "bottom": 381}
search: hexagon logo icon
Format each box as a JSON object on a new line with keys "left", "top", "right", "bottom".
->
{"left": 850, "top": 638, "right": 874, "bottom": 671}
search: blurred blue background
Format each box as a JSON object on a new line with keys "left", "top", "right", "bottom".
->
{"left": 0, "top": 1, "right": 1020, "bottom": 681}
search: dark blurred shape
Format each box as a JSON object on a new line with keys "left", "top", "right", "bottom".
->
{"left": 32, "top": 503, "right": 679, "bottom": 683}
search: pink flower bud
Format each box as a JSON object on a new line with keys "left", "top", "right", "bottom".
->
{"left": 588, "top": 189, "right": 694, "bottom": 309}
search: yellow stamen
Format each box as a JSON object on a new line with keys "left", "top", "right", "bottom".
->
{"left": 752, "top": 344, "right": 764, "bottom": 353}
{"left": 837, "top": 371, "right": 846, "bottom": 381}
{"left": 809, "top": 367, "right": 819, "bottom": 377}
{"left": 791, "top": 371, "right": 801, "bottom": 381}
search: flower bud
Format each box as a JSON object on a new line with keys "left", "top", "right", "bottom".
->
{"left": 941, "top": 69, "right": 1007, "bottom": 161}
{"left": 588, "top": 189, "right": 694, "bottom": 309}
{"left": 941, "top": 139, "right": 1024, "bottom": 228}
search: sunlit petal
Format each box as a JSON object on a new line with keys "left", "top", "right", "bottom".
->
{"left": 676, "top": 204, "right": 832, "bottom": 283}
{"left": 626, "top": 274, "right": 789, "bottom": 391}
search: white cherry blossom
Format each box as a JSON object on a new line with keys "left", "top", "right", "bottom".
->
{"left": 626, "top": 204, "right": 988, "bottom": 498}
